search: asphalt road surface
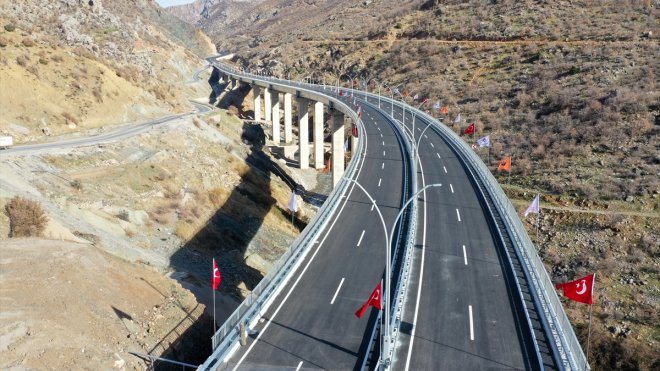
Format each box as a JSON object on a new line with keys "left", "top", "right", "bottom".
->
{"left": 221, "top": 95, "right": 409, "bottom": 371}
{"left": 0, "top": 102, "right": 210, "bottom": 157}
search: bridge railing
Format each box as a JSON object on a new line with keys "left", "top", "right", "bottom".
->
{"left": 354, "top": 88, "right": 587, "bottom": 370}
{"left": 200, "top": 64, "right": 368, "bottom": 370}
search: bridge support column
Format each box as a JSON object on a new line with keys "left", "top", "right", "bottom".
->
{"left": 252, "top": 86, "right": 261, "bottom": 121}
{"left": 264, "top": 88, "right": 272, "bottom": 125}
{"left": 313, "top": 101, "right": 324, "bottom": 169}
{"left": 298, "top": 98, "right": 310, "bottom": 169}
{"left": 331, "top": 111, "right": 345, "bottom": 187}
{"left": 284, "top": 93, "right": 293, "bottom": 143}
{"left": 271, "top": 92, "right": 281, "bottom": 144}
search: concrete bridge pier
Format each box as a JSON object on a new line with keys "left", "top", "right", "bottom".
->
{"left": 297, "top": 98, "right": 310, "bottom": 169}
{"left": 313, "top": 101, "right": 324, "bottom": 169}
{"left": 252, "top": 85, "right": 262, "bottom": 121}
{"left": 331, "top": 111, "right": 345, "bottom": 186}
{"left": 264, "top": 88, "right": 272, "bottom": 126}
{"left": 271, "top": 92, "right": 281, "bottom": 144}
{"left": 284, "top": 93, "right": 293, "bottom": 144}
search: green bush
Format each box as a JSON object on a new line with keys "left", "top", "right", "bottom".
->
{"left": 4, "top": 24, "right": 15, "bottom": 32}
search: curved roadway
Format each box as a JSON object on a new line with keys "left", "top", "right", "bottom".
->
{"left": 220, "top": 93, "right": 410, "bottom": 370}
{"left": 216, "top": 74, "right": 539, "bottom": 369}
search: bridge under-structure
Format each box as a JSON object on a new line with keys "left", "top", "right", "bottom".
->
{"left": 198, "top": 60, "right": 589, "bottom": 371}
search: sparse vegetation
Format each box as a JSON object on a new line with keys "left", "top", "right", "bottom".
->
{"left": 70, "top": 179, "right": 83, "bottom": 190}
{"left": 4, "top": 23, "right": 15, "bottom": 32}
{"left": 4, "top": 196, "right": 48, "bottom": 238}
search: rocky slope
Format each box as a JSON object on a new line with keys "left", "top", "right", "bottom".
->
{"left": 0, "top": 0, "right": 216, "bottom": 144}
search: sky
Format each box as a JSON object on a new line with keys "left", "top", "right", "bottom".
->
{"left": 155, "top": 0, "right": 194, "bottom": 7}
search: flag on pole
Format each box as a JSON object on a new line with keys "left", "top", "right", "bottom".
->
{"left": 477, "top": 135, "right": 490, "bottom": 147}
{"left": 524, "top": 194, "right": 540, "bottom": 217}
{"left": 463, "top": 123, "right": 475, "bottom": 135}
{"left": 440, "top": 106, "right": 449, "bottom": 115}
{"left": 357, "top": 105, "right": 362, "bottom": 118}
{"left": 413, "top": 94, "right": 419, "bottom": 101}
{"left": 212, "top": 259, "right": 222, "bottom": 290}
{"left": 421, "top": 98, "right": 429, "bottom": 105}
{"left": 344, "top": 138, "right": 349, "bottom": 151}
{"left": 355, "top": 282, "right": 382, "bottom": 318}
{"left": 455, "top": 113, "right": 461, "bottom": 123}
{"left": 394, "top": 88, "right": 400, "bottom": 95}
{"left": 555, "top": 273, "right": 595, "bottom": 304}
{"left": 498, "top": 156, "right": 511, "bottom": 171}
{"left": 433, "top": 101, "right": 441, "bottom": 111}
{"left": 287, "top": 192, "right": 298, "bottom": 213}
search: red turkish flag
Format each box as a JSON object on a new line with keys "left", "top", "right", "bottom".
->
{"left": 555, "top": 273, "right": 595, "bottom": 304}
{"left": 464, "top": 123, "right": 475, "bottom": 135}
{"left": 355, "top": 282, "right": 382, "bottom": 319}
{"left": 212, "top": 259, "right": 222, "bottom": 290}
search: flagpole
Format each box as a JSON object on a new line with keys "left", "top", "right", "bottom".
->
{"left": 586, "top": 273, "right": 595, "bottom": 369}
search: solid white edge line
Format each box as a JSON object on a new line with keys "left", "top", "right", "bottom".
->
{"left": 463, "top": 245, "right": 468, "bottom": 265}
{"left": 450, "top": 184, "right": 454, "bottom": 193}
{"left": 357, "top": 230, "right": 365, "bottom": 246}
{"left": 296, "top": 361, "right": 303, "bottom": 371}
{"left": 330, "top": 278, "right": 345, "bottom": 305}
{"left": 456, "top": 208, "right": 461, "bottom": 222}
{"left": 469, "top": 305, "right": 474, "bottom": 341}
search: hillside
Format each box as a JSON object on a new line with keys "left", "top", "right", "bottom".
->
{"left": 194, "top": 0, "right": 660, "bottom": 369}
{"left": 0, "top": 0, "right": 216, "bottom": 144}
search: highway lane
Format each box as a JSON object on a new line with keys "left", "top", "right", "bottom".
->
{"left": 385, "top": 103, "right": 534, "bottom": 370}
{"left": 0, "top": 102, "right": 210, "bottom": 157}
{"left": 221, "top": 99, "right": 410, "bottom": 370}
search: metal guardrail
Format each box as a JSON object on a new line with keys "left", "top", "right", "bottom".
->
{"left": 343, "top": 86, "right": 587, "bottom": 369}
{"left": 202, "top": 63, "right": 587, "bottom": 369}
{"left": 199, "top": 64, "right": 370, "bottom": 370}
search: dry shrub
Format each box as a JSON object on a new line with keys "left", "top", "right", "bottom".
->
{"left": 208, "top": 187, "right": 230, "bottom": 208}
{"left": 175, "top": 221, "right": 198, "bottom": 240}
{"left": 16, "top": 55, "right": 28, "bottom": 67}
{"left": 21, "top": 37, "right": 35, "bottom": 47}
{"left": 4, "top": 196, "right": 48, "bottom": 237}
{"left": 70, "top": 179, "right": 83, "bottom": 190}
{"left": 51, "top": 54, "right": 64, "bottom": 63}
{"left": 92, "top": 86, "right": 103, "bottom": 103}
{"left": 0, "top": 36, "right": 8, "bottom": 47}
{"left": 61, "top": 112, "right": 79, "bottom": 124}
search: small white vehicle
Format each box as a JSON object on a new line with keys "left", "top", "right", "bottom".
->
{"left": 0, "top": 136, "right": 13, "bottom": 149}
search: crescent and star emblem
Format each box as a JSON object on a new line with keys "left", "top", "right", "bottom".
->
{"left": 213, "top": 268, "right": 220, "bottom": 278}
{"left": 575, "top": 279, "right": 587, "bottom": 295}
